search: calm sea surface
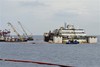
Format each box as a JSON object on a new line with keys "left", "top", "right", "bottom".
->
{"left": 0, "top": 35, "right": 100, "bottom": 67}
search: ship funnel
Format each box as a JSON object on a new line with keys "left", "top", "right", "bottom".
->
{"left": 64, "top": 23, "right": 67, "bottom": 28}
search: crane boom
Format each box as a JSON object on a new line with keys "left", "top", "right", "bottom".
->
{"left": 18, "top": 21, "right": 28, "bottom": 37}
{"left": 8, "top": 22, "right": 23, "bottom": 41}
{"left": 17, "top": 21, "right": 33, "bottom": 40}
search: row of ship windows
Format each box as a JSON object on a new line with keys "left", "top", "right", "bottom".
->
{"left": 54, "top": 30, "right": 85, "bottom": 33}
{"left": 60, "top": 32, "right": 85, "bottom": 34}
{"left": 61, "top": 31, "right": 85, "bottom": 32}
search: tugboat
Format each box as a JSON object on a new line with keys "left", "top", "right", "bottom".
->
{"left": 66, "top": 40, "right": 79, "bottom": 44}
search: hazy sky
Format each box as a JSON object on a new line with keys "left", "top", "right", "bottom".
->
{"left": 0, "top": 0, "right": 100, "bottom": 35}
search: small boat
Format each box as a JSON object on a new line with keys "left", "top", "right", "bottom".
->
{"left": 66, "top": 40, "right": 79, "bottom": 44}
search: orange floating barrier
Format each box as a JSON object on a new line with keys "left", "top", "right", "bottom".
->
{"left": 0, "top": 58, "right": 73, "bottom": 67}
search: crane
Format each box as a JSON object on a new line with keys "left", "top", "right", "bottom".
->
{"left": 8, "top": 22, "right": 26, "bottom": 41}
{"left": 18, "top": 21, "right": 33, "bottom": 40}
{"left": 18, "top": 21, "right": 28, "bottom": 37}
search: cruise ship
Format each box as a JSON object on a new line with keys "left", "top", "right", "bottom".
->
{"left": 44, "top": 24, "right": 97, "bottom": 44}
{"left": 53, "top": 24, "right": 86, "bottom": 37}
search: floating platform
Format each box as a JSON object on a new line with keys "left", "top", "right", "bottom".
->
{"left": 0, "top": 29, "right": 27, "bottom": 42}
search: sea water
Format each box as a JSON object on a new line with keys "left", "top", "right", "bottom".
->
{"left": 0, "top": 35, "right": 100, "bottom": 67}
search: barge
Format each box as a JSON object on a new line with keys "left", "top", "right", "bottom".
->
{"left": 0, "top": 29, "right": 27, "bottom": 42}
{"left": 44, "top": 24, "right": 97, "bottom": 44}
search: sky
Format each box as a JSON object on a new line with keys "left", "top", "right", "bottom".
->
{"left": 0, "top": 0, "right": 100, "bottom": 35}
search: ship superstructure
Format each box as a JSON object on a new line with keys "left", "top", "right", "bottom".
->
{"left": 53, "top": 25, "right": 86, "bottom": 37}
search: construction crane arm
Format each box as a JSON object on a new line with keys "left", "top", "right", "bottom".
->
{"left": 8, "top": 22, "right": 23, "bottom": 40}
{"left": 18, "top": 21, "right": 28, "bottom": 37}
{"left": 17, "top": 21, "right": 33, "bottom": 40}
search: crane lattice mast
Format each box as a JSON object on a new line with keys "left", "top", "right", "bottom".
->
{"left": 8, "top": 22, "right": 24, "bottom": 41}
{"left": 18, "top": 21, "right": 28, "bottom": 37}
